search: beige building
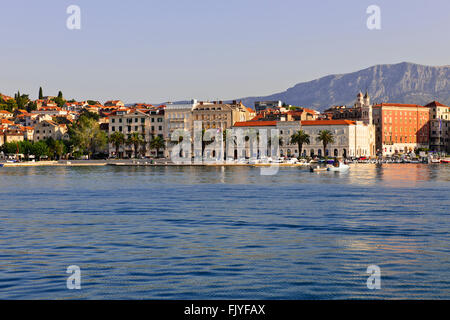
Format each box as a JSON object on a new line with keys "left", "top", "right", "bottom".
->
{"left": 33, "top": 120, "right": 68, "bottom": 142}
{"left": 192, "top": 100, "right": 253, "bottom": 130}
{"left": 301, "top": 120, "right": 375, "bottom": 158}
{"left": 0, "top": 110, "right": 13, "bottom": 119}
{"left": 108, "top": 108, "right": 165, "bottom": 158}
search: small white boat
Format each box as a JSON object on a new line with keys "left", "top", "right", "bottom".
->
{"left": 327, "top": 164, "right": 350, "bottom": 172}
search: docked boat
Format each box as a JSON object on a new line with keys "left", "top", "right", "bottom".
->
{"left": 327, "top": 163, "right": 350, "bottom": 172}
{"left": 441, "top": 158, "right": 450, "bottom": 164}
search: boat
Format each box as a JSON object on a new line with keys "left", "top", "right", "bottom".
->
{"left": 327, "top": 163, "right": 350, "bottom": 172}
{"left": 310, "top": 165, "right": 329, "bottom": 172}
{"left": 0, "top": 164, "right": 3, "bottom": 167}
{"left": 327, "top": 161, "right": 350, "bottom": 172}
{"left": 441, "top": 158, "right": 450, "bottom": 164}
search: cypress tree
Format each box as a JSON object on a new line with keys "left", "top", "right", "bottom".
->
{"left": 39, "top": 87, "right": 43, "bottom": 99}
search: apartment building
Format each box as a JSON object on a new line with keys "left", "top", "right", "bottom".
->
{"left": 33, "top": 120, "right": 68, "bottom": 142}
{"left": 425, "top": 101, "right": 450, "bottom": 153}
{"left": 372, "top": 103, "right": 430, "bottom": 156}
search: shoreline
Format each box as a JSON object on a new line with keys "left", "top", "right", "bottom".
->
{"left": 1, "top": 160, "right": 447, "bottom": 168}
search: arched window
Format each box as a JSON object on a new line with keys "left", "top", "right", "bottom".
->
{"left": 310, "top": 149, "right": 314, "bottom": 157}
{"left": 334, "top": 149, "right": 338, "bottom": 157}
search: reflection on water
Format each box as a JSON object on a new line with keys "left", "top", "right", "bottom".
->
{"left": 0, "top": 164, "right": 449, "bottom": 299}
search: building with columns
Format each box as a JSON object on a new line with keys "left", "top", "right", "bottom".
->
{"left": 300, "top": 120, "right": 375, "bottom": 158}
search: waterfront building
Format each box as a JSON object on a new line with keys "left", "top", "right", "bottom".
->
{"left": 164, "top": 100, "right": 199, "bottom": 157}
{"left": 33, "top": 120, "right": 68, "bottom": 142}
{"left": 232, "top": 120, "right": 278, "bottom": 159}
{"left": 192, "top": 100, "right": 253, "bottom": 131}
{"left": 108, "top": 107, "right": 165, "bottom": 158}
{"left": 2, "top": 129, "right": 25, "bottom": 144}
{"left": 300, "top": 120, "right": 375, "bottom": 158}
{"left": 372, "top": 103, "right": 430, "bottom": 156}
{"left": 425, "top": 101, "right": 450, "bottom": 154}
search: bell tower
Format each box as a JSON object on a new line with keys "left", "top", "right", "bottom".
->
{"left": 360, "top": 91, "right": 373, "bottom": 125}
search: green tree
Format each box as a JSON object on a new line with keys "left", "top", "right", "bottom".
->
{"left": 108, "top": 132, "right": 125, "bottom": 158}
{"left": 69, "top": 115, "right": 107, "bottom": 158}
{"left": 46, "top": 138, "right": 66, "bottom": 160}
{"left": 87, "top": 100, "right": 100, "bottom": 106}
{"left": 126, "top": 132, "right": 144, "bottom": 158}
{"left": 14, "top": 91, "right": 30, "bottom": 109}
{"left": 317, "top": 130, "right": 335, "bottom": 158}
{"left": 30, "top": 141, "right": 49, "bottom": 160}
{"left": 290, "top": 130, "right": 310, "bottom": 158}
{"left": 39, "top": 87, "right": 43, "bottom": 99}
{"left": 149, "top": 135, "right": 165, "bottom": 158}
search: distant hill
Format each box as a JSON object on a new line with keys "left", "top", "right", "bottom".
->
{"left": 234, "top": 62, "right": 450, "bottom": 111}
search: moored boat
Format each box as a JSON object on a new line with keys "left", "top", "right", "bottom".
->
{"left": 327, "top": 163, "right": 350, "bottom": 172}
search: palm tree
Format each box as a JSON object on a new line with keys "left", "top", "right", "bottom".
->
{"left": 140, "top": 139, "right": 148, "bottom": 158}
{"left": 149, "top": 135, "right": 165, "bottom": 158}
{"left": 108, "top": 132, "right": 125, "bottom": 158}
{"left": 127, "top": 132, "right": 144, "bottom": 158}
{"left": 290, "top": 130, "right": 310, "bottom": 158}
{"left": 316, "top": 130, "right": 335, "bottom": 158}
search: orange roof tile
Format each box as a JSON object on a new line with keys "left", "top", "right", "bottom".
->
{"left": 301, "top": 120, "right": 356, "bottom": 126}
{"left": 234, "top": 121, "right": 277, "bottom": 127}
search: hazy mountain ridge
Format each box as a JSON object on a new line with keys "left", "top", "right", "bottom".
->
{"left": 235, "top": 62, "right": 450, "bottom": 111}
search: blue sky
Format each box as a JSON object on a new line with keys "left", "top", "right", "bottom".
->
{"left": 0, "top": 0, "right": 449, "bottom": 103}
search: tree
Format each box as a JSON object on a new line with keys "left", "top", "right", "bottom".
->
{"left": 30, "top": 141, "right": 49, "bottom": 160}
{"left": 46, "top": 138, "right": 66, "bottom": 160}
{"left": 39, "top": 87, "right": 43, "bottom": 99}
{"left": 52, "top": 95, "right": 66, "bottom": 108}
{"left": 317, "top": 130, "right": 335, "bottom": 158}
{"left": 108, "top": 132, "right": 125, "bottom": 158}
{"left": 57, "top": 91, "right": 63, "bottom": 99}
{"left": 149, "top": 135, "right": 165, "bottom": 158}
{"left": 290, "top": 130, "right": 310, "bottom": 158}
{"left": 126, "top": 132, "right": 144, "bottom": 158}
{"left": 14, "top": 91, "right": 30, "bottom": 109}
{"left": 69, "top": 115, "right": 107, "bottom": 158}
{"left": 87, "top": 100, "right": 100, "bottom": 106}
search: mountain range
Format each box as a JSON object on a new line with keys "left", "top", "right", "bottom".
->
{"left": 233, "top": 62, "right": 449, "bottom": 111}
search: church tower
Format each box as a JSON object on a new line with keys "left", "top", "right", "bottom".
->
{"left": 360, "top": 91, "right": 373, "bottom": 125}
